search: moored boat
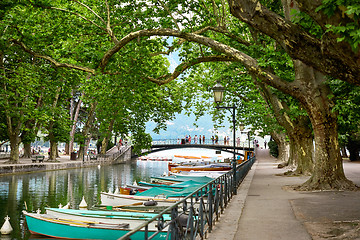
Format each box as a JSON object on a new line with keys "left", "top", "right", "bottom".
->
{"left": 151, "top": 175, "right": 214, "bottom": 184}
{"left": 23, "top": 211, "right": 168, "bottom": 240}
{"left": 45, "top": 208, "right": 170, "bottom": 231}
{"left": 170, "top": 163, "right": 232, "bottom": 173}
{"left": 169, "top": 170, "right": 227, "bottom": 178}
{"left": 100, "top": 192, "right": 180, "bottom": 207}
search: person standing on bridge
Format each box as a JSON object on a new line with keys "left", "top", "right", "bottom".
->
{"left": 199, "top": 135, "right": 202, "bottom": 144}
{"left": 211, "top": 135, "right": 214, "bottom": 144}
{"left": 194, "top": 135, "right": 198, "bottom": 144}
{"left": 203, "top": 135, "right": 205, "bottom": 144}
{"left": 189, "top": 135, "right": 191, "bottom": 144}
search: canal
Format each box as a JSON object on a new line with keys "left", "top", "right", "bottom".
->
{"left": 0, "top": 159, "right": 168, "bottom": 240}
{"left": 0, "top": 148, "right": 232, "bottom": 240}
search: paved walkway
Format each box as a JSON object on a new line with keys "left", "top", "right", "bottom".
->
{"left": 208, "top": 149, "right": 360, "bottom": 240}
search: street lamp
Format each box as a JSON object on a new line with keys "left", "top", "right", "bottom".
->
{"left": 212, "top": 82, "right": 238, "bottom": 195}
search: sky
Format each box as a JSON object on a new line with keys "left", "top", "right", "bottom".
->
{"left": 146, "top": 42, "right": 236, "bottom": 140}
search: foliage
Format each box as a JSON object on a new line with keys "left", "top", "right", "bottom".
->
{"left": 317, "top": 0, "right": 360, "bottom": 50}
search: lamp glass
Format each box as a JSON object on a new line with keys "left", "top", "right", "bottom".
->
{"left": 212, "top": 82, "right": 225, "bottom": 103}
{"left": 239, "top": 124, "right": 245, "bottom": 131}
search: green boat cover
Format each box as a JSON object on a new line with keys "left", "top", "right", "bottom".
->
{"left": 151, "top": 175, "right": 214, "bottom": 183}
{"left": 135, "top": 184, "right": 206, "bottom": 198}
{"left": 139, "top": 180, "right": 206, "bottom": 189}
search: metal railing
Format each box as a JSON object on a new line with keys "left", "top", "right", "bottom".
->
{"left": 152, "top": 138, "right": 254, "bottom": 148}
{"left": 86, "top": 145, "right": 131, "bottom": 162}
{"left": 118, "top": 156, "right": 256, "bottom": 240}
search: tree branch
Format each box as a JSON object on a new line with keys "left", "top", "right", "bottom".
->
{"left": 140, "top": 25, "right": 250, "bottom": 58}
{"left": 227, "top": 0, "right": 359, "bottom": 85}
{"left": 49, "top": 6, "right": 107, "bottom": 32}
{"left": 99, "top": 28, "right": 289, "bottom": 94}
{"left": 105, "top": 0, "right": 118, "bottom": 44}
{"left": 146, "top": 55, "right": 237, "bottom": 85}
{"left": 158, "top": 0, "right": 181, "bottom": 31}
{"left": 72, "top": 0, "right": 106, "bottom": 24}
{"left": 11, "top": 39, "right": 95, "bottom": 74}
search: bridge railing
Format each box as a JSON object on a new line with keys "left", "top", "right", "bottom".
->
{"left": 118, "top": 156, "right": 256, "bottom": 240}
{"left": 152, "top": 138, "right": 254, "bottom": 148}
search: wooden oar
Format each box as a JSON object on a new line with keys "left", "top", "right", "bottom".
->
{"left": 112, "top": 202, "right": 144, "bottom": 208}
{"left": 42, "top": 217, "right": 96, "bottom": 226}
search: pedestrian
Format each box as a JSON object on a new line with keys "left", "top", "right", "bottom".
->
{"left": 185, "top": 135, "right": 189, "bottom": 143}
{"left": 264, "top": 140, "right": 267, "bottom": 149}
{"left": 203, "top": 135, "right": 205, "bottom": 144}
{"left": 236, "top": 137, "right": 240, "bottom": 147}
{"left": 227, "top": 136, "right": 230, "bottom": 145}
{"left": 211, "top": 135, "right": 214, "bottom": 144}
{"left": 194, "top": 135, "right": 198, "bottom": 144}
{"left": 189, "top": 135, "right": 191, "bottom": 144}
{"left": 199, "top": 135, "right": 202, "bottom": 144}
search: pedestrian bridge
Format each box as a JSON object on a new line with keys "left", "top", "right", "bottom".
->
{"left": 142, "top": 139, "right": 255, "bottom": 156}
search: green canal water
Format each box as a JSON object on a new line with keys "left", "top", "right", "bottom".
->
{"left": 0, "top": 159, "right": 168, "bottom": 240}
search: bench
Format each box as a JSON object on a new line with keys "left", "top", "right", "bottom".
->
{"left": 31, "top": 155, "right": 45, "bottom": 163}
{"left": 89, "top": 155, "right": 97, "bottom": 161}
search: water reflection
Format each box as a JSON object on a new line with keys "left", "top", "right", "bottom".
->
{"left": 0, "top": 160, "right": 168, "bottom": 240}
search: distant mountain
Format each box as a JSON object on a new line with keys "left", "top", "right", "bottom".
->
{"left": 146, "top": 112, "right": 233, "bottom": 140}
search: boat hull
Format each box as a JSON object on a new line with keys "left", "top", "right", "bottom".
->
{"left": 45, "top": 208, "right": 169, "bottom": 231}
{"left": 24, "top": 212, "right": 167, "bottom": 240}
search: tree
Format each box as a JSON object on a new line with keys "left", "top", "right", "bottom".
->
{"left": 3, "top": 0, "right": 359, "bottom": 190}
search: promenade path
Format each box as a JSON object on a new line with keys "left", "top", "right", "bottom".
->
{"left": 208, "top": 149, "right": 360, "bottom": 240}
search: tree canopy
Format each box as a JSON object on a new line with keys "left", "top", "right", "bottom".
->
{"left": 1, "top": 0, "right": 360, "bottom": 190}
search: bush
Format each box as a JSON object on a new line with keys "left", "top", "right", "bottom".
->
{"left": 268, "top": 141, "right": 278, "bottom": 158}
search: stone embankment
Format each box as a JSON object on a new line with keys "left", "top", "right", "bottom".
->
{"left": 0, "top": 146, "right": 132, "bottom": 176}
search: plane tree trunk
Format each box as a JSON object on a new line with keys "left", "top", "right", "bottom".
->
{"left": 256, "top": 80, "right": 314, "bottom": 175}
{"left": 292, "top": 61, "right": 355, "bottom": 190}
{"left": 270, "top": 131, "right": 289, "bottom": 163}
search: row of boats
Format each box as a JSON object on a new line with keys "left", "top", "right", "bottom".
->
{"left": 23, "top": 161, "right": 232, "bottom": 240}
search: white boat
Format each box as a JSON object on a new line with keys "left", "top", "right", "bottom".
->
{"left": 45, "top": 207, "right": 170, "bottom": 231}
{"left": 169, "top": 170, "right": 228, "bottom": 178}
{"left": 100, "top": 192, "right": 181, "bottom": 207}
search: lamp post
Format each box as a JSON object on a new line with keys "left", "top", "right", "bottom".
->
{"left": 212, "top": 82, "right": 237, "bottom": 195}
{"left": 239, "top": 123, "right": 245, "bottom": 158}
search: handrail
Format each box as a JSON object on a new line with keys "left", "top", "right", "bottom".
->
{"left": 118, "top": 156, "right": 256, "bottom": 240}
{"left": 151, "top": 138, "right": 254, "bottom": 148}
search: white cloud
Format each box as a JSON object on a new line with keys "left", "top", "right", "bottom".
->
{"left": 166, "top": 121, "right": 175, "bottom": 125}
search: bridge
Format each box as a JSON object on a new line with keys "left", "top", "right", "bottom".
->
{"left": 142, "top": 139, "right": 255, "bottom": 156}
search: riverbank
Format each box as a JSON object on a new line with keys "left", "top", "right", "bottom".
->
{"left": 0, "top": 146, "right": 132, "bottom": 176}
